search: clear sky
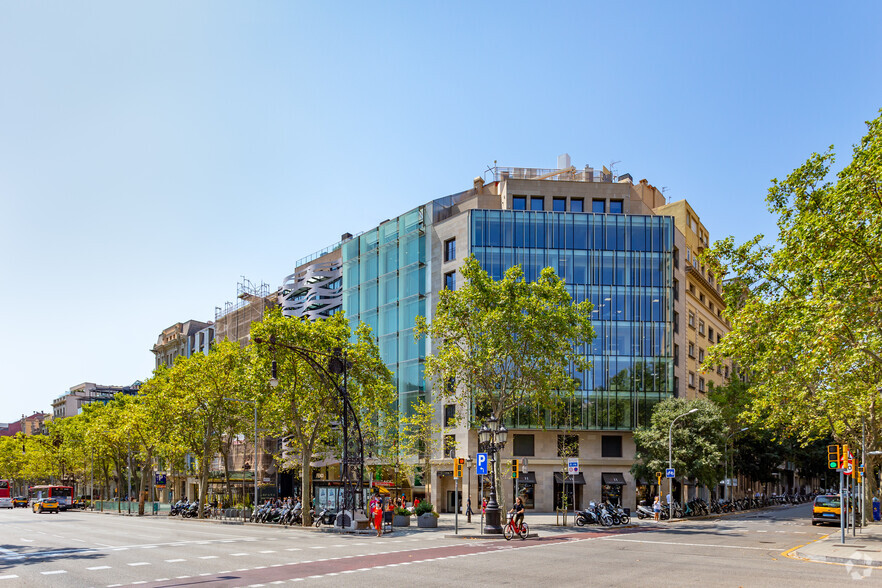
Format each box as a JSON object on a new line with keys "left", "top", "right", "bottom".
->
{"left": 1, "top": 1, "right": 880, "bottom": 421}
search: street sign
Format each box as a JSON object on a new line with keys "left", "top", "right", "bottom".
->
{"left": 568, "top": 459, "right": 579, "bottom": 475}
{"left": 476, "top": 452, "right": 488, "bottom": 476}
{"left": 665, "top": 468, "right": 675, "bottom": 478}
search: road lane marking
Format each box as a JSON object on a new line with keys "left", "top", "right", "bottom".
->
{"left": 87, "top": 566, "right": 112, "bottom": 570}
{"left": 165, "top": 558, "right": 186, "bottom": 562}
{"left": 285, "top": 548, "right": 302, "bottom": 551}
{"left": 259, "top": 550, "right": 277, "bottom": 553}
{"left": 598, "top": 537, "right": 781, "bottom": 550}
{"left": 128, "top": 562, "right": 150, "bottom": 566}
{"left": 0, "top": 576, "right": 19, "bottom": 581}
{"left": 231, "top": 553, "right": 249, "bottom": 556}
{"left": 20, "top": 539, "right": 33, "bottom": 543}
{"left": 41, "top": 570, "right": 67, "bottom": 575}
{"left": 199, "top": 555, "right": 219, "bottom": 559}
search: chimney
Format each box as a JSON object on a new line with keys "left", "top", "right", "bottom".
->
{"left": 473, "top": 177, "right": 484, "bottom": 194}
{"left": 557, "top": 153, "right": 571, "bottom": 169}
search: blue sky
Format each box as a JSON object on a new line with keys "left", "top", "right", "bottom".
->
{"left": 1, "top": 1, "right": 880, "bottom": 420}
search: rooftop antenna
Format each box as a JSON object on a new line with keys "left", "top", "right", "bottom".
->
{"left": 661, "top": 187, "right": 668, "bottom": 193}
{"left": 483, "top": 159, "right": 497, "bottom": 182}
{"left": 608, "top": 160, "right": 621, "bottom": 176}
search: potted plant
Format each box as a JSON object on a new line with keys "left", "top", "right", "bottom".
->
{"left": 393, "top": 506, "right": 412, "bottom": 527}
{"left": 415, "top": 502, "right": 439, "bottom": 528}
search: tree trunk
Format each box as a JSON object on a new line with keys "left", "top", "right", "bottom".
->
{"left": 221, "top": 445, "right": 232, "bottom": 506}
{"left": 138, "top": 448, "right": 153, "bottom": 516}
{"left": 301, "top": 457, "right": 312, "bottom": 526}
{"left": 198, "top": 421, "right": 213, "bottom": 519}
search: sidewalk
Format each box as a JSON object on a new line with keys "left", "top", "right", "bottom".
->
{"left": 790, "top": 522, "right": 882, "bottom": 567}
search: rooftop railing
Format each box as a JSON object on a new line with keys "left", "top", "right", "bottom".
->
{"left": 493, "top": 166, "right": 618, "bottom": 183}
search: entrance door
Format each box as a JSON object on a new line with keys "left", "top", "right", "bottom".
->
{"left": 446, "top": 490, "right": 462, "bottom": 513}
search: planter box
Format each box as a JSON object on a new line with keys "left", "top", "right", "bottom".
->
{"left": 417, "top": 513, "right": 438, "bottom": 528}
{"left": 393, "top": 514, "right": 411, "bottom": 527}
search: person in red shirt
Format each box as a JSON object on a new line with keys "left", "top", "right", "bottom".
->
{"left": 373, "top": 499, "right": 384, "bottom": 537}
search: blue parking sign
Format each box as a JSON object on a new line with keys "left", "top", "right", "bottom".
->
{"left": 665, "top": 468, "right": 675, "bottom": 478}
{"left": 476, "top": 453, "right": 488, "bottom": 475}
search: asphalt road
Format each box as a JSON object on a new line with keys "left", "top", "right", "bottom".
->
{"left": 0, "top": 503, "right": 863, "bottom": 587}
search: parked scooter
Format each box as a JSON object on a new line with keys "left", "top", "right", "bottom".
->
{"left": 635, "top": 501, "right": 654, "bottom": 520}
{"left": 313, "top": 507, "right": 337, "bottom": 527}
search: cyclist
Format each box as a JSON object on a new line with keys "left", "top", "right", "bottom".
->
{"left": 508, "top": 496, "right": 525, "bottom": 530}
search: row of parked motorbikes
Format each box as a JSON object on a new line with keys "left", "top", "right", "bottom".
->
{"left": 633, "top": 493, "right": 817, "bottom": 520}
{"left": 575, "top": 501, "right": 631, "bottom": 526}
{"left": 249, "top": 502, "right": 338, "bottom": 527}
{"left": 168, "top": 499, "right": 206, "bottom": 518}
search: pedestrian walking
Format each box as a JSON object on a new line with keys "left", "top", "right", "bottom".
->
{"left": 373, "top": 499, "right": 383, "bottom": 537}
{"left": 466, "top": 497, "right": 473, "bottom": 523}
{"left": 653, "top": 496, "right": 661, "bottom": 522}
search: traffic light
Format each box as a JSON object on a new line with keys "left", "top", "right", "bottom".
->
{"left": 841, "top": 444, "right": 850, "bottom": 470}
{"left": 827, "top": 444, "right": 840, "bottom": 469}
{"left": 454, "top": 457, "right": 464, "bottom": 478}
{"left": 511, "top": 459, "right": 519, "bottom": 479}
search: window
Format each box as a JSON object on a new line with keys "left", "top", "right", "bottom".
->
{"left": 673, "top": 247, "right": 679, "bottom": 269}
{"left": 557, "top": 434, "right": 579, "bottom": 457}
{"left": 444, "top": 434, "right": 456, "bottom": 459}
{"left": 674, "top": 376, "right": 680, "bottom": 396}
{"left": 673, "top": 311, "right": 679, "bottom": 333}
{"left": 724, "top": 366, "right": 730, "bottom": 378}
{"left": 512, "top": 196, "right": 527, "bottom": 210}
{"left": 688, "top": 312, "right": 696, "bottom": 328}
{"left": 698, "top": 348, "right": 705, "bottom": 362}
{"left": 674, "top": 344, "right": 679, "bottom": 366}
{"left": 553, "top": 197, "right": 566, "bottom": 212}
{"left": 601, "top": 435, "right": 623, "bottom": 458}
{"left": 717, "top": 333, "right": 722, "bottom": 344}
{"left": 688, "top": 372, "right": 696, "bottom": 388}
{"left": 443, "top": 404, "right": 456, "bottom": 427}
{"left": 698, "top": 377, "right": 706, "bottom": 393}
{"left": 698, "top": 320, "right": 705, "bottom": 336}
{"left": 444, "top": 271, "right": 455, "bottom": 291}
{"left": 609, "top": 200, "right": 623, "bottom": 214}
{"left": 709, "top": 302, "right": 715, "bottom": 312}
{"left": 444, "top": 238, "right": 456, "bottom": 262}
{"left": 530, "top": 196, "right": 544, "bottom": 211}
{"left": 570, "top": 198, "right": 584, "bottom": 212}
{"left": 688, "top": 342, "right": 695, "bottom": 358}
{"left": 708, "top": 327, "right": 715, "bottom": 341}
{"left": 513, "top": 434, "right": 535, "bottom": 457}
{"left": 592, "top": 199, "right": 605, "bottom": 213}
{"left": 686, "top": 247, "right": 691, "bottom": 262}
{"left": 689, "top": 283, "right": 696, "bottom": 294}
{"left": 699, "top": 292, "right": 705, "bottom": 304}
{"left": 717, "top": 365, "right": 722, "bottom": 375}
{"left": 673, "top": 278, "right": 679, "bottom": 301}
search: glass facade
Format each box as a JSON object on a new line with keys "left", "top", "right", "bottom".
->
{"left": 470, "top": 209, "right": 674, "bottom": 430}
{"left": 342, "top": 207, "right": 428, "bottom": 416}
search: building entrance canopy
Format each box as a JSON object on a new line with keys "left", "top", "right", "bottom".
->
{"left": 602, "top": 473, "right": 627, "bottom": 485}
{"left": 553, "top": 472, "right": 586, "bottom": 485}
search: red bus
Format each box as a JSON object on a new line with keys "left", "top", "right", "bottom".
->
{"left": 28, "top": 485, "right": 74, "bottom": 509}
{"left": 0, "top": 480, "right": 10, "bottom": 508}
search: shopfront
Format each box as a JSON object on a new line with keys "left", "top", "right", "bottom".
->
{"left": 601, "top": 473, "right": 627, "bottom": 506}
{"left": 515, "top": 472, "right": 536, "bottom": 509}
{"left": 553, "top": 472, "right": 585, "bottom": 510}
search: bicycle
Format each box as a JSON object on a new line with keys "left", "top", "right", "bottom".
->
{"left": 504, "top": 513, "right": 529, "bottom": 540}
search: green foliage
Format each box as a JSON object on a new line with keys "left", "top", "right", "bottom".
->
{"left": 414, "top": 501, "right": 434, "bottom": 516}
{"left": 415, "top": 255, "right": 595, "bottom": 422}
{"left": 394, "top": 506, "right": 411, "bottom": 516}
{"left": 251, "top": 308, "right": 394, "bottom": 525}
{"left": 703, "top": 110, "right": 882, "bottom": 459}
{"left": 632, "top": 397, "right": 725, "bottom": 489}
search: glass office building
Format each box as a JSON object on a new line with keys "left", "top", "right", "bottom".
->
{"left": 341, "top": 207, "right": 428, "bottom": 415}
{"left": 470, "top": 209, "right": 674, "bottom": 430}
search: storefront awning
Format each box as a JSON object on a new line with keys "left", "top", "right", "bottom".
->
{"left": 517, "top": 472, "right": 537, "bottom": 484}
{"left": 436, "top": 470, "right": 454, "bottom": 478}
{"left": 602, "top": 473, "right": 627, "bottom": 486}
{"left": 553, "top": 472, "right": 586, "bottom": 485}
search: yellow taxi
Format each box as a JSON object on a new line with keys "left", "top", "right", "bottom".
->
{"left": 32, "top": 498, "right": 60, "bottom": 514}
{"left": 812, "top": 494, "right": 840, "bottom": 526}
{"left": 12, "top": 496, "right": 28, "bottom": 508}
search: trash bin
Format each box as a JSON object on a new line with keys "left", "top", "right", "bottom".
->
{"left": 873, "top": 497, "right": 880, "bottom": 521}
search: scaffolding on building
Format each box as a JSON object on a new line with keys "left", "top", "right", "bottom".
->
{"left": 215, "top": 277, "right": 277, "bottom": 347}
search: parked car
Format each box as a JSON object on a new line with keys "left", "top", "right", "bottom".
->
{"left": 812, "top": 494, "right": 840, "bottom": 526}
{"left": 0, "top": 497, "right": 12, "bottom": 509}
{"left": 12, "top": 497, "right": 28, "bottom": 508}
{"left": 33, "top": 498, "right": 60, "bottom": 514}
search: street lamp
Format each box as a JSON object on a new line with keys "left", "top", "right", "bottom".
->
{"left": 668, "top": 408, "right": 698, "bottom": 522}
{"left": 478, "top": 415, "right": 508, "bottom": 534}
{"left": 725, "top": 427, "right": 748, "bottom": 502}
{"left": 225, "top": 397, "right": 258, "bottom": 517}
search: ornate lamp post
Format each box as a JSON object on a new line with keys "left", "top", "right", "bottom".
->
{"left": 478, "top": 414, "right": 508, "bottom": 534}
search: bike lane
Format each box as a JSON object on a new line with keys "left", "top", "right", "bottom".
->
{"left": 145, "top": 528, "right": 651, "bottom": 587}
